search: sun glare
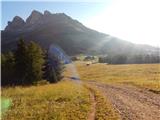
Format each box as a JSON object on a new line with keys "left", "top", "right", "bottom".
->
{"left": 85, "top": 0, "right": 160, "bottom": 47}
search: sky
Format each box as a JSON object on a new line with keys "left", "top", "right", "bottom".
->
{"left": 1, "top": 0, "right": 160, "bottom": 47}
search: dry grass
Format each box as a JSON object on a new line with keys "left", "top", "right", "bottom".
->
{"left": 75, "top": 61, "right": 160, "bottom": 91}
{"left": 84, "top": 84, "right": 120, "bottom": 120}
{"left": 1, "top": 79, "right": 120, "bottom": 120}
{"left": 2, "top": 62, "right": 159, "bottom": 120}
{"left": 1, "top": 80, "right": 91, "bottom": 120}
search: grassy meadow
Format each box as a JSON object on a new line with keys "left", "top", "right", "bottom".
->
{"left": 75, "top": 62, "right": 160, "bottom": 92}
{"left": 1, "top": 80, "right": 91, "bottom": 120}
{"left": 1, "top": 61, "right": 160, "bottom": 120}
{"left": 1, "top": 79, "right": 119, "bottom": 120}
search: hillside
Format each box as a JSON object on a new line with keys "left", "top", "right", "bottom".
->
{"left": 1, "top": 10, "right": 159, "bottom": 55}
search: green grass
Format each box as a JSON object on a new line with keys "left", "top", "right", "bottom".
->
{"left": 75, "top": 62, "right": 160, "bottom": 92}
{"left": 1, "top": 80, "right": 91, "bottom": 120}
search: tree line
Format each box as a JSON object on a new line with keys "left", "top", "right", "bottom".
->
{"left": 99, "top": 54, "right": 160, "bottom": 64}
{"left": 1, "top": 39, "right": 64, "bottom": 86}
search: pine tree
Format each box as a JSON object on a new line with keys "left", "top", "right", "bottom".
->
{"left": 25, "top": 41, "right": 44, "bottom": 84}
{"left": 53, "top": 56, "right": 64, "bottom": 81}
{"left": 1, "top": 52, "right": 15, "bottom": 86}
{"left": 15, "top": 38, "right": 28, "bottom": 85}
{"left": 43, "top": 51, "right": 57, "bottom": 83}
{"left": 43, "top": 51, "right": 64, "bottom": 83}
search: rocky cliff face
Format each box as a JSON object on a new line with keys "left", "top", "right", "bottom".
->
{"left": 4, "top": 10, "right": 87, "bottom": 33}
{"left": 26, "top": 10, "right": 43, "bottom": 24}
{"left": 44, "top": 10, "right": 52, "bottom": 15}
{"left": 5, "top": 16, "right": 25, "bottom": 31}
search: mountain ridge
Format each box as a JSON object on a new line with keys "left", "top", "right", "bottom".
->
{"left": 2, "top": 10, "right": 159, "bottom": 56}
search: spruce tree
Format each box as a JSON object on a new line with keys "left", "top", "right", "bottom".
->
{"left": 43, "top": 51, "right": 64, "bottom": 83}
{"left": 53, "top": 56, "right": 64, "bottom": 81}
{"left": 1, "top": 52, "right": 15, "bottom": 86}
{"left": 43, "top": 52, "right": 57, "bottom": 83}
{"left": 15, "top": 39, "right": 27, "bottom": 85}
{"left": 25, "top": 41, "right": 44, "bottom": 84}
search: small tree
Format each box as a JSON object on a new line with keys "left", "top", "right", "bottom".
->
{"left": 1, "top": 52, "right": 15, "bottom": 86}
{"left": 43, "top": 50, "right": 64, "bottom": 83}
{"left": 52, "top": 56, "right": 64, "bottom": 81}
{"left": 43, "top": 52, "right": 57, "bottom": 83}
{"left": 99, "top": 57, "right": 107, "bottom": 63}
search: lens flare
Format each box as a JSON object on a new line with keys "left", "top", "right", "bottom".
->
{"left": 48, "top": 44, "right": 80, "bottom": 80}
{"left": 1, "top": 97, "right": 11, "bottom": 118}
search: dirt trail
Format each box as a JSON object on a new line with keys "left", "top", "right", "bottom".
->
{"left": 88, "top": 81, "right": 160, "bottom": 120}
{"left": 87, "top": 91, "right": 96, "bottom": 120}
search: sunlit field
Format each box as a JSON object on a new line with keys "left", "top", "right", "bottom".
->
{"left": 1, "top": 79, "right": 120, "bottom": 120}
{"left": 1, "top": 62, "right": 159, "bottom": 120}
{"left": 1, "top": 80, "right": 91, "bottom": 120}
{"left": 75, "top": 62, "right": 160, "bottom": 92}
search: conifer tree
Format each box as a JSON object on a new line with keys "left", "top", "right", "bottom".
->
{"left": 43, "top": 50, "right": 64, "bottom": 83}
{"left": 1, "top": 52, "right": 15, "bottom": 86}
{"left": 43, "top": 51, "right": 57, "bottom": 83}
{"left": 15, "top": 38, "right": 27, "bottom": 85}
{"left": 25, "top": 41, "right": 44, "bottom": 84}
{"left": 53, "top": 56, "right": 64, "bottom": 81}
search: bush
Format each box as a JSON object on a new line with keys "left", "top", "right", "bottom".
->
{"left": 71, "top": 56, "right": 78, "bottom": 61}
{"left": 36, "top": 80, "right": 50, "bottom": 85}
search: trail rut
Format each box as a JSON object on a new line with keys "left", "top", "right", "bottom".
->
{"left": 87, "top": 90, "right": 96, "bottom": 120}
{"left": 88, "top": 81, "right": 160, "bottom": 120}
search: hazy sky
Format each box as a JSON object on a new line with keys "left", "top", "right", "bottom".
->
{"left": 1, "top": 0, "right": 160, "bottom": 47}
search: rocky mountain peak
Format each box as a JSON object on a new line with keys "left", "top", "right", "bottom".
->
{"left": 5, "top": 16, "right": 25, "bottom": 31}
{"left": 44, "top": 10, "right": 52, "bottom": 15}
{"left": 13, "top": 16, "right": 24, "bottom": 22}
{"left": 26, "top": 10, "right": 43, "bottom": 24}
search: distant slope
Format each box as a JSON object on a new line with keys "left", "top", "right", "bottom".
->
{"left": 2, "top": 10, "right": 159, "bottom": 55}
